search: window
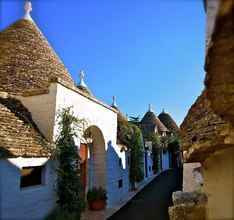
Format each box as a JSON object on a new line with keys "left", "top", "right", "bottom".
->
{"left": 20, "top": 166, "right": 45, "bottom": 188}
{"left": 118, "top": 179, "right": 123, "bottom": 188}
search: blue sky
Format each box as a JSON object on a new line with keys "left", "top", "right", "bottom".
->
{"left": 0, "top": 0, "right": 206, "bottom": 125}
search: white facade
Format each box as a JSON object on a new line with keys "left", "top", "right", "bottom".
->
{"left": 144, "top": 150, "right": 154, "bottom": 178}
{"left": 0, "top": 159, "right": 56, "bottom": 220}
{"left": 0, "top": 82, "right": 172, "bottom": 219}
{"left": 19, "top": 82, "right": 130, "bottom": 208}
{"left": 162, "top": 150, "right": 170, "bottom": 171}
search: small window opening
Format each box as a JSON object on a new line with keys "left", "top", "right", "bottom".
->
{"left": 20, "top": 166, "right": 44, "bottom": 188}
{"left": 118, "top": 179, "right": 123, "bottom": 188}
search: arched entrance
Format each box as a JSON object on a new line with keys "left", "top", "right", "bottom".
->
{"left": 79, "top": 126, "right": 106, "bottom": 193}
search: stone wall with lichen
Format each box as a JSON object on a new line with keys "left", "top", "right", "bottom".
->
{"left": 169, "top": 191, "right": 207, "bottom": 220}
{"left": 205, "top": 0, "right": 234, "bottom": 126}
{"left": 180, "top": 90, "right": 234, "bottom": 162}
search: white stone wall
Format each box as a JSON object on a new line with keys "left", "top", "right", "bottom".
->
{"left": 107, "top": 147, "right": 130, "bottom": 206}
{"left": 55, "top": 83, "right": 117, "bottom": 146}
{"left": 148, "top": 152, "right": 154, "bottom": 177}
{"left": 162, "top": 150, "right": 170, "bottom": 170}
{"left": 55, "top": 83, "right": 130, "bottom": 207}
{"left": 0, "top": 159, "right": 56, "bottom": 220}
{"left": 183, "top": 162, "right": 202, "bottom": 192}
{"left": 18, "top": 84, "right": 57, "bottom": 142}
{"left": 144, "top": 151, "right": 154, "bottom": 178}
{"left": 16, "top": 82, "right": 131, "bottom": 209}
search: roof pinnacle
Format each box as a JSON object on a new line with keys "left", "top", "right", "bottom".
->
{"left": 112, "top": 96, "right": 117, "bottom": 108}
{"left": 149, "top": 104, "right": 153, "bottom": 112}
{"left": 23, "top": 1, "right": 33, "bottom": 21}
{"left": 79, "top": 70, "right": 88, "bottom": 88}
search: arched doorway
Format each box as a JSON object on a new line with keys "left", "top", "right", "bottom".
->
{"left": 79, "top": 126, "right": 106, "bottom": 193}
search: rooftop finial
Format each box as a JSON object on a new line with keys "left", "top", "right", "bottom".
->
{"left": 24, "top": 1, "right": 33, "bottom": 21}
{"left": 79, "top": 70, "right": 88, "bottom": 88}
{"left": 112, "top": 96, "right": 117, "bottom": 108}
{"left": 149, "top": 104, "right": 153, "bottom": 112}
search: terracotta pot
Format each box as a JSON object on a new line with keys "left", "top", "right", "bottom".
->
{"left": 89, "top": 200, "right": 106, "bottom": 210}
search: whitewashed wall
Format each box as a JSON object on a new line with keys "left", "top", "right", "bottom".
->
{"left": 17, "top": 82, "right": 131, "bottom": 208}
{"left": 107, "top": 147, "right": 130, "bottom": 206}
{"left": 162, "top": 150, "right": 170, "bottom": 170}
{"left": 0, "top": 159, "right": 56, "bottom": 220}
{"left": 54, "top": 83, "right": 117, "bottom": 147}
{"left": 55, "top": 83, "right": 130, "bottom": 207}
{"left": 143, "top": 151, "right": 154, "bottom": 179}
{"left": 147, "top": 151, "right": 154, "bottom": 177}
{"left": 19, "top": 84, "right": 57, "bottom": 142}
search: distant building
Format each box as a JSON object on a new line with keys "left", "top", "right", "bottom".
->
{"left": 140, "top": 106, "right": 181, "bottom": 174}
{"left": 158, "top": 110, "right": 180, "bottom": 136}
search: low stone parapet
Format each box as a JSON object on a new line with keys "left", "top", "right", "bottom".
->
{"left": 169, "top": 191, "right": 207, "bottom": 220}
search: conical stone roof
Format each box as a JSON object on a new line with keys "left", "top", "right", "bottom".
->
{"left": 141, "top": 110, "right": 168, "bottom": 133}
{"left": 0, "top": 94, "right": 51, "bottom": 158}
{"left": 158, "top": 111, "right": 180, "bottom": 134}
{"left": 0, "top": 19, "right": 74, "bottom": 95}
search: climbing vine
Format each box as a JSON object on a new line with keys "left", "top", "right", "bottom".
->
{"left": 55, "top": 107, "right": 85, "bottom": 219}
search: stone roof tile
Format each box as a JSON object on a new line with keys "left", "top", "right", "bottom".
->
{"left": 0, "top": 19, "right": 74, "bottom": 95}
{"left": 158, "top": 111, "right": 180, "bottom": 135}
{"left": 180, "top": 91, "right": 234, "bottom": 162}
{"left": 0, "top": 95, "right": 51, "bottom": 158}
{"left": 141, "top": 111, "right": 168, "bottom": 135}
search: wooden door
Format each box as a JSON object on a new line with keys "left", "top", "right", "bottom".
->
{"left": 79, "top": 144, "right": 88, "bottom": 190}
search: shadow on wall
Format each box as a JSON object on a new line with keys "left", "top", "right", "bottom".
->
{"left": 0, "top": 147, "right": 13, "bottom": 158}
{"left": 106, "top": 140, "right": 130, "bottom": 206}
{"left": 107, "top": 141, "right": 127, "bottom": 170}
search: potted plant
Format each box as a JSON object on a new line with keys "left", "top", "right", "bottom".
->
{"left": 87, "top": 187, "right": 107, "bottom": 210}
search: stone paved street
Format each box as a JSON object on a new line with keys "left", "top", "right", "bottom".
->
{"left": 108, "top": 169, "right": 182, "bottom": 220}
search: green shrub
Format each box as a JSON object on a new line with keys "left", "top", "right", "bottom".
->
{"left": 117, "top": 114, "right": 144, "bottom": 185}
{"left": 55, "top": 107, "right": 85, "bottom": 219}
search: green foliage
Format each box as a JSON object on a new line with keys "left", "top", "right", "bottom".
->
{"left": 87, "top": 187, "right": 107, "bottom": 203}
{"left": 117, "top": 114, "right": 144, "bottom": 185}
{"left": 168, "top": 135, "right": 181, "bottom": 153}
{"left": 45, "top": 208, "right": 80, "bottom": 220}
{"left": 129, "top": 116, "right": 140, "bottom": 126}
{"left": 55, "top": 107, "right": 85, "bottom": 219}
{"left": 129, "top": 125, "right": 144, "bottom": 183}
{"left": 117, "top": 114, "right": 134, "bottom": 146}
{"left": 144, "top": 132, "right": 162, "bottom": 173}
